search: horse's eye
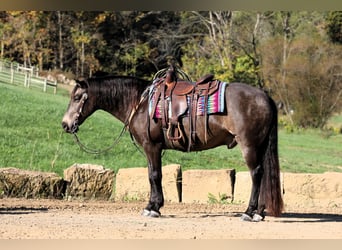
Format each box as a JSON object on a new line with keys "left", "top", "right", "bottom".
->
{"left": 74, "top": 95, "right": 81, "bottom": 102}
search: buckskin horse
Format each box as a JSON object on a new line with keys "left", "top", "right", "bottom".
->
{"left": 61, "top": 68, "right": 283, "bottom": 222}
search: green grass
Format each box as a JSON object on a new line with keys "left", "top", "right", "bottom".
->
{"left": 0, "top": 81, "right": 341, "bottom": 177}
{"left": 278, "top": 129, "right": 342, "bottom": 173}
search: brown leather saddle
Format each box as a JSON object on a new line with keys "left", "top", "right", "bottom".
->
{"left": 150, "top": 66, "right": 220, "bottom": 151}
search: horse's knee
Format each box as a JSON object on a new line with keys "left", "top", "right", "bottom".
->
{"left": 149, "top": 169, "right": 161, "bottom": 179}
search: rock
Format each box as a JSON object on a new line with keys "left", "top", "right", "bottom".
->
{"left": 234, "top": 171, "right": 252, "bottom": 205}
{"left": 234, "top": 171, "right": 342, "bottom": 209}
{"left": 0, "top": 167, "right": 65, "bottom": 199}
{"left": 63, "top": 163, "right": 115, "bottom": 200}
{"left": 182, "top": 169, "right": 236, "bottom": 203}
{"left": 114, "top": 164, "right": 182, "bottom": 203}
{"left": 282, "top": 172, "right": 342, "bottom": 208}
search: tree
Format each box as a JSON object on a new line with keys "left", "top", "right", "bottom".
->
{"left": 181, "top": 11, "right": 234, "bottom": 81}
{"left": 261, "top": 12, "right": 342, "bottom": 128}
{"left": 128, "top": 11, "right": 186, "bottom": 75}
{"left": 229, "top": 11, "right": 273, "bottom": 88}
{"left": 260, "top": 11, "right": 295, "bottom": 120}
{"left": 182, "top": 11, "right": 273, "bottom": 86}
{"left": 326, "top": 11, "right": 342, "bottom": 44}
{"left": 286, "top": 38, "right": 342, "bottom": 128}
{"left": 0, "top": 12, "right": 14, "bottom": 59}
{"left": 92, "top": 11, "right": 188, "bottom": 78}
{"left": 4, "top": 11, "right": 40, "bottom": 67}
{"left": 57, "top": 11, "right": 65, "bottom": 70}
{"left": 0, "top": 10, "right": 340, "bottom": 130}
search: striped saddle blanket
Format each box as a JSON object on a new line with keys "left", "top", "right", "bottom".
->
{"left": 149, "top": 81, "right": 227, "bottom": 118}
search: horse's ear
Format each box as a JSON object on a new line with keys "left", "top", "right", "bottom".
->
{"left": 76, "top": 77, "right": 89, "bottom": 89}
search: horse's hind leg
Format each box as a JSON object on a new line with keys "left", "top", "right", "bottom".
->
{"left": 142, "top": 144, "right": 164, "bottom": 217}
{"left": 239, "top": 145, "right": 265, "bottom": 222}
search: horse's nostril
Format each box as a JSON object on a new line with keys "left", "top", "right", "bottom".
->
{"left": 62, "top": 122, "right": 69, "bottom": 132}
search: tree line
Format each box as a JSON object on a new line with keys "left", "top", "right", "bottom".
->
{"left": 0, "top": 11, "right": 341, "bottom": 129}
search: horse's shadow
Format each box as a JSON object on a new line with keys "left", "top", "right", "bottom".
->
{"left": 278, "top": 212, "right": 342, "bottom": 223}
{"left": 163, "top": 212, "right": 342, "bottom": 223}
{"left": 0, "top": 206, "right": 48, "bottom": 215}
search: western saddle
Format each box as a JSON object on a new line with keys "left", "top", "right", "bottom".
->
{"left": 150, "top": 66, "right": 220, "bottom": 151}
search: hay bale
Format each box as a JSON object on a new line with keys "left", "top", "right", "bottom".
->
{"left": 0, "top": 167, "right": 65, "bottom": 199}
{"left": 63, "top": 163, "right": 115, "bottom": 200}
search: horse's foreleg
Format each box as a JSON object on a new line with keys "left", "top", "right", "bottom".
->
{"left": 142, "top": 144, "right": 164, "bottom": 218}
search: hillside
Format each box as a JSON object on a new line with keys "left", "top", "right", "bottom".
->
{"left": 0, "top": 82, "right": 341, "bottom": 176}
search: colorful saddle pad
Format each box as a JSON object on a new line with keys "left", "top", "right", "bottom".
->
{"left": 149, "top": 81, "right": 227, "bottom": 118}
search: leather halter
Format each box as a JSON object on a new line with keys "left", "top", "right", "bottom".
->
{"left": 75, "top": 92, "right": 88, "bottom": 120}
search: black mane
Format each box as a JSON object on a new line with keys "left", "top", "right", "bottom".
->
{"left": 86, "top": 75, "right": 151, "bottom": 109}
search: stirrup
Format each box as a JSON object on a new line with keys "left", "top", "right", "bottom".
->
{"left": 167, "top": 122, "right": 183, "bottom": 140}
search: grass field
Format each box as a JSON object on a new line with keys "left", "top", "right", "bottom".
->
{"left": 0, "top": 81, "right": 341, "bottom": 176}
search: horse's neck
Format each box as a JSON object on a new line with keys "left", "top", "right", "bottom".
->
{"left": 96, "top": 86, "right": 140, "bottom": 124}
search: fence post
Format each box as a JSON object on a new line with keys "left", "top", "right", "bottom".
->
{"left": 54, "top": 79, "right": 57, "bottom": 94}
{"left": 28, "top": 73, "right": 32, "bottom": 87}
{"left": 10, "top": 65, "right": 14, "bottom": 84}
{"left": 43, "top": 78, "right": 47, "bottom": 92}
{"left": 24, "top": 72, "right": 28, "bottom": 87}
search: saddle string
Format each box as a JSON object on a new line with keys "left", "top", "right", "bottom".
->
{"left": 153, "top": 67, "right": 192, "bottom": 82}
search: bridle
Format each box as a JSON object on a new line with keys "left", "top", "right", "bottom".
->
{"left": 71, "top": 91, "right": 145, "bottom": 155}
{"left": 71, "top": 92, "right": 88, "bottom": 132}
{"left": 76, "top": 92, "right": 88, "bottom": 118}
{"left": 71, "top": 91, "right": 125, "bottom": 154}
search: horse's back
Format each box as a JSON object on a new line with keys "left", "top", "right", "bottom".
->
{"left": 227, "top": 82, "right": 270, "bottom": 105}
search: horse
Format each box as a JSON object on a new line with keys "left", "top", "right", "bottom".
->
{"left": 61, "top": 73, "right": 284, "bottom": 222}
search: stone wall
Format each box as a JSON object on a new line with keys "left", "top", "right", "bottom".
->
{"left": 1, "top": 165, "right": 341, "bottom": 209}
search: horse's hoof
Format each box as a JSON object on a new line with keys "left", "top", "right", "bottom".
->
{"left": 149, "top": 210, "right": 161, "bottom": 218}
{"left": 141, "top": 209, "right": 161, "bottom": 218}
{"left": 252, "top": 213, "right": 264, "bottom": 222}
{"left": 142, "top": 209, "right": 151, "bottom": 217}
{"left": 240, "top": 213, "right": 252, "bottom": 222}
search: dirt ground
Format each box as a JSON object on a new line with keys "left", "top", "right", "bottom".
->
{"left": 0, "top": 198, "right": 341, "bottom": 239}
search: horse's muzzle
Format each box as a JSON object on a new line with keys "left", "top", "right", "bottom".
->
{"left": 62, "top": 120, "right": 79, "bottom": 134}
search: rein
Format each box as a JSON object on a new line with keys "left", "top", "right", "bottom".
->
{"left": 72, "top": 125, "right": 126, "bottom": 154}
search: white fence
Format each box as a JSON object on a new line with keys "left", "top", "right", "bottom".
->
{"left": 0, "top": 60, "right": 57, "bottom": 94}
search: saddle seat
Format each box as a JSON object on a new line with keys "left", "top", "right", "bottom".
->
{"left": 166, "top": 74, "right": 215, "bottom": 96}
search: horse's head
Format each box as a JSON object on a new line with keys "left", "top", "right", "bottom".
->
{"left": 62, "top": 78, "right": 94, "bottom": 133}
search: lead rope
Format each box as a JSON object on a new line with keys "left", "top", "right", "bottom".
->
{"left": 72, "top": 125, "right": 126, "bottom": 154}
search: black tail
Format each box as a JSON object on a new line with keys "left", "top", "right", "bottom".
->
{"left": 260, "top": 97, "right": 284, "bottom": 217}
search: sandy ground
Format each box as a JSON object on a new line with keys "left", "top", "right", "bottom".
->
{"left": 0, "top": 198, "right": 341, "bottom": 239}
